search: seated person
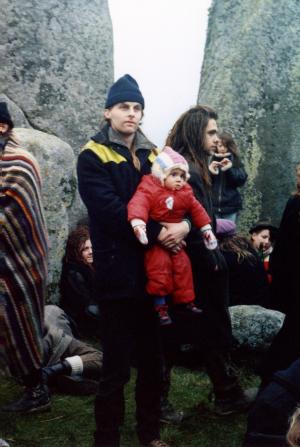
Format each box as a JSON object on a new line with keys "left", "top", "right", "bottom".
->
{"left": 243, "top": 357, "right": 300, "bottom": 447}
{"left": 217, "top": 219, "right": 270, "bottom": 307}
{"left": 42, "top": 304, "right": 102, "bottom": 395}
{"left": 59, "top": 225, "right": 99, "bottom": 336}
{"left": 249, "top": 219, "right": 278, "bottom": 283}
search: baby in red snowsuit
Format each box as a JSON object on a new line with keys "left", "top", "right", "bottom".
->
{"left": 127, "top": 146, "right": 217, "bottom": 325}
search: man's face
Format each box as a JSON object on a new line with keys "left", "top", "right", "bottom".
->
{"left": 0, "top": 123, "right": 9, "bottom": 135}
{"left": 251, "top": 229, "right": 271, "bottom": 251}
{"left": 203, "top": 119, "right": 219, "bottom": 154}
{"left": 104, "top": 102, "right": 143, "bottom": 136}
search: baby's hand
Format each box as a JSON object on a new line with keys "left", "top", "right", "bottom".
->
{"left": 202, "top": 229, "right": 218, "bottom": 250}
{"left": 134, "top": 225, "right": 148, "bottom": 245}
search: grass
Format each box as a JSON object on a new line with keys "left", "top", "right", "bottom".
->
{"left": 0, "top": 356, "right": 259, "bottom": 447}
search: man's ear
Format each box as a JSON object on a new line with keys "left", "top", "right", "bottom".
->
{"left": 104, "top": 109, "right": 111, "bottom": 120}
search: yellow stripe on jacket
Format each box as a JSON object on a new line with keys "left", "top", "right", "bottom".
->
{"left": 82, "top": 141, "right": 161, "bottom": 164}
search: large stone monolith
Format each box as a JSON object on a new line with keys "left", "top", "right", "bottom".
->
{"left": 199, "top": 0, "right": 300, "bottom": 228}
{"left": 1, "top": 0, "right": 113, "bottom": 152}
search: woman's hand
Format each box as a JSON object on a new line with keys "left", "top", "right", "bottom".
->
{"left": 158, "top": 221, "right": 190, "bottom": 251}
{"left": 220, "top": 157, "right": 232, "bottom": 171}
{"left": 208, "top": 161, "right": 220, "bottom": 175}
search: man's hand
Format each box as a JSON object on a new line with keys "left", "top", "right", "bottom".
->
{"left": 158, "top": 221, "right": 190, "bottom": 251}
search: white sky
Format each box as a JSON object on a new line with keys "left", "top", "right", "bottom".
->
{"left": 108, "top": 0, "right": 212, "bottom": 147}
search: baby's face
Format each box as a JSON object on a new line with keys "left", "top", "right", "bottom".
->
{"left": 164, "top": 168, "right": 186, "bottom": 191}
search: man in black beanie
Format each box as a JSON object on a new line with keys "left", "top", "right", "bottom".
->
{"left": 0, "top": 101, "right": 50, "bottom": 413}
{"left": 77, "top": 75, "right": 189, "bottom": 447}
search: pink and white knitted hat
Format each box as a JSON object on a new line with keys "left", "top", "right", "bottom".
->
{"left": 151, "top": 146, "right": 190, "bottom": 183}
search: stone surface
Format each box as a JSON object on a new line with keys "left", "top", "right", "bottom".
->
{"left": 15, "top": 128, "right": 77, "bottom": 301}
{"left": 199, "top": 0, "right": 300, "bottom": 229}
{"left": 0, "top": 94, "right": 31, "bottom": 128}
{"left": 1, "top": 0, "right": 113, "bottom": 152}
{"left": 229, "top": 305, "right": 284, "bottom": 351}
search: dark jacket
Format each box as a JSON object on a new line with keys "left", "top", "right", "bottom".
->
{"left": 211, "top": 153, "right": 247, "bottom": 215}
{"left": 177, "top": 156, "right": 233, "bottom": 350}
{"left": 59, "top": 260, "right": 95, "bottom": 333}
{"left": 221, "top": 247, "right": 270, "bottom": 307}
{"left": 270, "top": 194, "right": 300, "bottom": 315}
{"left": 77, "top": 124, "right": 160, "bottom": 301}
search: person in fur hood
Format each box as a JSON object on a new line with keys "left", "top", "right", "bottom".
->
{"left": 209, "top": 131, "right": 247, "bottom": 222}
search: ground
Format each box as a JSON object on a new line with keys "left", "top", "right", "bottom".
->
{"left": 0, "top": 356, "right": 259, "bottom": 447}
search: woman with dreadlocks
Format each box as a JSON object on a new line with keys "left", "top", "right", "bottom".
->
{"left": 60, "top": 225, "right": 98, "bottom": 336}
{"left": 161, "top": 105, "right": 256, "bottom": 416}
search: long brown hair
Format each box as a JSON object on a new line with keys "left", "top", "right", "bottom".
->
{"left": 219, "top": 234, "right": 256, "bottom": 264}
{"left": 64, "top": 225, "right": 91, "bottom": 264}
{"left": 166, "top": 105, "right": 218, "bottom": 186}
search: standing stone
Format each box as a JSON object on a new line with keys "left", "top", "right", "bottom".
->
{"left": 199, "top": 0, "right": 300, "bottom": 228}
{"left": 1, "top": 0, "right": 113, "bottom": 152}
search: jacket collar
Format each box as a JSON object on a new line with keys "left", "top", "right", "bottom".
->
{"left": 91, "top": 123, "right": 156, "bottom": 152}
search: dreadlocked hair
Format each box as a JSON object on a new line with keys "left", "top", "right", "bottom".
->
{"left": 219, "top": 234, "right": 256, "bottom": 265}
{"left": 166, "top": 105, "right": 218, "bottom": 186}
{"left": 64, "top": 225, "right": 91, "bottom": 264}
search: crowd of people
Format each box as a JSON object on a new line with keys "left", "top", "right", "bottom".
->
{"left": 0, "top": 73, "right": 300, "bottom": 447}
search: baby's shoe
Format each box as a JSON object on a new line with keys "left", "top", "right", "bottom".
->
{"left": 155, "top": 305, "right": 172, "bottom": 326}
{"left": 185, "top": 302, "right": 203, "bottom": 314}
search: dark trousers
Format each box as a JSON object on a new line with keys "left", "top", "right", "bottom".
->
{"left": 161, "top": 306, "right": 238, "bottom": 398}
{"left": 259, "top": 314, "right": 300, "bottom": 387}
{"left": 94, "top": 298, "right": 162, "bottom": 447}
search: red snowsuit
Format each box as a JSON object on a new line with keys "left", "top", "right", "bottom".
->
{"left": 127, "top": 174, "right": 211, "bottom": 304}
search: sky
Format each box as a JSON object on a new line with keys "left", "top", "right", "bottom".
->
{"left": 108, "top": 0, "right": 212, "bottom": 147}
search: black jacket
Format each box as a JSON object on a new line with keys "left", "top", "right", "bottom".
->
{"left": 211, "top": 154, "right": 247, "bottom": 214}
{"left": 221, "top": 248, "right": 270, "bottom": 307}
{"left": 77, "top": 124, "right": 160, "bottom": 301}
{"left": 178, "top": 157, "right": 233, "bottom": 350}
{"left": 269, "top": 194, "right": 300, "bottom": 314}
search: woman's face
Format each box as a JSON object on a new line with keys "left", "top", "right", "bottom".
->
{"left": 251, "top": 229, "right": 270, "bottom": 251}
{"left": 216, "top": 140, "right": 228, "bottom": 154}
{"left": 80, "top": 239, "right": 93, "bottom": 264}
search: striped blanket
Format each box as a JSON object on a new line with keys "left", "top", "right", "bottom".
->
{"left": 0, "top": 133, "right": 48, "bottom": 377}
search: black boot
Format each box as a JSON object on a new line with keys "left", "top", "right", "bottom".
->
{"left": 205, "top": 350, "right": 257, "bottom": 416}
{"left": 159, "top": 363, "right": 184, "bottom": 424}
{"left": 1, "top": 369, "right": 51, "bottom": 414}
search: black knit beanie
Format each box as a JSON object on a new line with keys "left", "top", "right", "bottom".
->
{"left": 0, "top": 102, "right": 14, "bottom": 129}
{"left": 105, "top": 74, "right": 145, "bottom": 109}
